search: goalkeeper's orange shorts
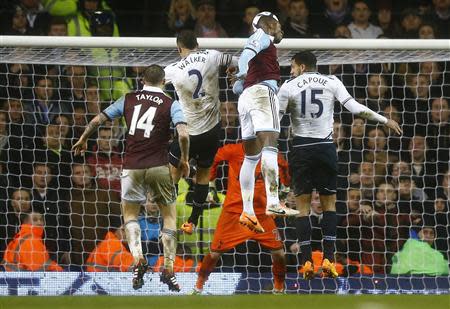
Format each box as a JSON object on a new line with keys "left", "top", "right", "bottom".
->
{"left": 210, "top": 210, "right": 283, "bottom": 252}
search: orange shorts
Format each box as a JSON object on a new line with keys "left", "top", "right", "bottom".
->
{"left": 210, "top": 210, "right": 283, "bottom": 252}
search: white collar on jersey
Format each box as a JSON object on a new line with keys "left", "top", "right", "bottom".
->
{"left": 143, "top": 85, "right": 165, "bottom": 93}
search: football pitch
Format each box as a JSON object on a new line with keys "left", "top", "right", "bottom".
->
{"left": 0, "top": 295, "right": 449, "bottom": 309}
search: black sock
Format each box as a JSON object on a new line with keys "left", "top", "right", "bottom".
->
{"left": 295, "top": 216, "right": 312, "bottom": 264}
{"left": 174, "top": 183, "right": 179, "bottom": 195}
{"left": 188, "top": 184, "right": 209, "bottom": 225}
{"left": 322, "top": 211, "right": 337, "bottom": 262}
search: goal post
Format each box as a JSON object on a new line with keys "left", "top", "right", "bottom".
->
{"left": 0, "top": 36, "right": 449, "bottom": 295}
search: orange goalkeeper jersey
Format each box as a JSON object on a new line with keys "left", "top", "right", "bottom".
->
{"left": 210, "top": 143, "right": 290, "bottom": 215}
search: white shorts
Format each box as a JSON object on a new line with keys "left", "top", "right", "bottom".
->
{"left": 238, "top": 84, "right": 280, "bottom": 140}
{"left": 120, "top": 165, "right": 176, "bottom": 205}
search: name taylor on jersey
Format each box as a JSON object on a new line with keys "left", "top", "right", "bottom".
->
{"left": 135, "top": 93, "right": 164, "bottom": 104}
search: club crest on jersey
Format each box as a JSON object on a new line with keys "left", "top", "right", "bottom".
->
{"left": 135, "top": 93, "right": 164, "bottom": 105}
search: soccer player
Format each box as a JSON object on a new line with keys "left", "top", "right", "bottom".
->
{"left": 192, "top": 142, "right": 288, "bottom": 294}
{"left": 164, "top": 30, "right": 238, "bottom": 234}
{"left": 72, "top": 65, "right": 189, "bottom": 291}
{"left": 278, "top": 51, "right": 402, "bottom": 279}
{"left": 232, "top": 12, "right": 299, "bottom": 233}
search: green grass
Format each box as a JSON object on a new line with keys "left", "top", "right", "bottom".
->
{"left": 0, "top": 295, "right": 449, "bottom": 309}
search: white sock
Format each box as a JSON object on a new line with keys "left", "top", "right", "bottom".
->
{"left": 124, "top": 220, "right": 143, "bottom": 264}
{"left": 261, "top": 146, "right": 279, "bottom": 209}
{"left": 239, "top": 153, "right": 261, "bottom": 215}
{"left": 161, "top": 228, "right": 177, "bottom": 273}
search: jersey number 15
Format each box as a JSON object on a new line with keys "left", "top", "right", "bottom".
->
{"left": 300, "top": 89, "right": 324, "bottom": 118}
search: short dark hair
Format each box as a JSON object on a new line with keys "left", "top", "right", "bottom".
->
{"left": 176, "top": 30, "right": 198, "bottom": 50}
{"left": 292, "top": 51, "right": 317, "bottom": 69}
{"left": 257, "top": 15, "right": 278, "bottom": 29}
{"left": 142, "top": 64, "right": 165, "bottom": 85}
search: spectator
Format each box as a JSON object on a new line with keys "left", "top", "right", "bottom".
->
{"left": 166, "top": 0, "right": 196, "bottom": 35}
{"left": 86, "top": 127, "right": 122, "bottom": 198}
{"left": 390, "top": 160, "right": 412, "bottom": 186}
{"left": 0, "top": 63, "right": 33, "bottom": 100}
{"left": 363, "top": 126, "right": 398, "bottom": 184}
{"left": 314, "top": 0, "right": 351, "bottom": 38}
{"left": 375, "top": 0, "right": 401, "bottom": 38}
{"left": 382, "top": 104, "right": 402, "bottom": 151}
{"left": 29, "top": 163, "right": 71, "bottom": 265}
{"left": 2, "top": 212, "right": 63, "bottom": 271}
{"left": 271, "top": 0, "right": 291, "bottom": 25}
{"left": 3, "top": 5, "right": 30, "bottom": 35}
{"left": 85, "top": 83, "right": 102, "bottom": 118}
{"left": 67, "top": 0, "right": 119, "bottom": 36}
{"left": 47, "top": 16, "right": 67, "bottom": 36}
{"left": 282, "top": 0, "right": 313, "bottom": 38}
{"left": 72, "top": 105, "right": 88, "bottom": 140}
{"left": 85, "top": 225, "right": 134, "bottom": 272}
{"left": 420, "top": 61, "right": 443, "bottom": 87}
{"left": 41, "top": 0, "right": 77, "bottom": 17}
{"left": 139, "top": 194, "right": 162, "bottom": 267}
{"left": 54, "top": 114, "right": 72, "bottom": 148}
{"left": 427, "top": 98, "right": 450, "bottom": 170}
{"left": 17, "top": 0, "right": 50, "bottom": 35}
{"left": 69, "top": 163, "right": 121, "bottom": 266}
{"left": 341, "top": 117, "right": 365, "bottom": 173}
{"left": 0, "top": 188, "right": 32, "bottom": 260}
{"left": 391, "top": 226, "right": 449, "bottom": 275}
{"left": 396, "top": 176, "right": 425, "bottom": 214}
{"left": 400, "top": 8, "right": 423, "bottom": 38}
{"left": 418, "top": 21, "right": 437, "bottom": 39}
{"left": 348, "top": 0, "right": 383, "bottom": 39}
{"left": 219, "top": 101, "right": 239, "bottom": 144}
{"left": 430, "top": 0, "right": 450, "bottom": 38}
{"left": 358, "top": 74, "right": 390, "bottom": 112}
{"left": 194, "top": 0, "right": 228, "bottom": 38}
{"left": 349, "top": 161, "right": 376, "bottom": 202}
{"left": 403, "top": 135, "right": 437, "bottom": 199}
{"left": 236, "top": 5, "right": 260, "bottom": 37}
{"left": 334, "top": 24, "right": 351, "bottom": 38}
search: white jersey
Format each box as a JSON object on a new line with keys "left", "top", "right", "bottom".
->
{"left": 278, "top": 72, "right": 352, "bottom": 139}
{"left": 165, "top": 49, "right": 232, "bottom": 136}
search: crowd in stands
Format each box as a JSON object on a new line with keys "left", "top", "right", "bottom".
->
{"left": 0, "top": 0, "right": 449, "bottom": 275}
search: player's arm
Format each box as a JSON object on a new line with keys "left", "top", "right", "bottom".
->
{"left": 171, "top": 100, "right": 190, "bottom": 177}
{"left": 163, "top": 65, "right": 175, "bottom": 85}
{"left": 277, "top": 81, "right": 290, "bottom": 116}
{"left": 334, "top": 80, "right": 402, "bottom": 135}
{"left": 72, "top": 96, "right": 125, "bottom": 156}
{"left": 235, "top": 29, "right": 271, "bottom": 80}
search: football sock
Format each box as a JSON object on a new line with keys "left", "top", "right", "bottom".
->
{"left": 124, "top": 220, "right": 144, "bottom": 264}
{"left": 295, "top": 216, "right": 312, "bottom": 264}
{"left": 240, "top": 153, "right": 261, "bottom": 215}
{"left": 161, "top": 228, "right": 177, "bottom": 273}
{"left": 272, "top": 255, "right": 286, "bottom": 291}
{"left": 196, "top": 253, "right": 219, "bottom": 290}
{"left": 261, "top": 146, "right": 279, "bottom": 209}
{"left": 322, "top": 211, "right": 337, "bottom": 262}
{"left": 188, "top": 184, "right": 209, "bottom": 225}
{"left": 174, "top": 183, "right": 179, "bottom": 195}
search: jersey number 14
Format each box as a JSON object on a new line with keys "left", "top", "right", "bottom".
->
{"left": 129, "top": 104, "right": 157, "bottom": 138}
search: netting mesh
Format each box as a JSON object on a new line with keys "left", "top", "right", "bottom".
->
{"left": 0, "top": 46, "right": 449, "bottom": 294}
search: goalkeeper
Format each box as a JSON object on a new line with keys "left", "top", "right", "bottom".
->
{"left": 192, "top": 142, "right": 289, "bottom": 294}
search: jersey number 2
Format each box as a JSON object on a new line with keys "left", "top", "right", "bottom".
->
{"left": 129, "top": 104, "right": 157, "bottom": 138}
{"left": 188, "top": 69, "right": 204, "bottom": 99}
{"left": 300, "top": 89, "right": 324, "bottom": 118}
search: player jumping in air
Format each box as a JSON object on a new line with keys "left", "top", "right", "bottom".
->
{"left": 72, "top": 65, "right": 189, "bottom": 291}
{"left": 192, "top": 142, "right": 288, "bottom": 294}
{"left": 232, "top": 12, "right": 299, "bottom": 233}
{"left": 278, "top": 51, "right": 402, "bottom": 279}
{"left": 164, "top": 30, "right": 238, "bottom": 235}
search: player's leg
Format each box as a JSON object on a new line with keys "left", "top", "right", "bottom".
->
{"left": 251, "top": 86, "right": 298, "bottom": 216}
{"left": 168, "top": 139, "right": 185, "bottom": 194}
{"left": 182, "top": 124, "right": 220, "bottom": 233}
{"left": 270, "top": 249, "right": 286, "bottom": 294}
{"left": 147, "top": 165, "right": 180, "bottom": 291}
{"left": 193, "top": 251, "right": 221, "bottom": 294}
{"left": 238, "top": 89, "right": 265, "bottom": 232}
{"left": 120, "top": 169, "right": 148, "bottom": 289}
{"left": 315, "top": 143, "right": 339, "bottom": 278}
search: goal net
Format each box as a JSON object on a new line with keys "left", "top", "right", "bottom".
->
{"left": 0, "top": 36, "right": 449, "bottom": 295}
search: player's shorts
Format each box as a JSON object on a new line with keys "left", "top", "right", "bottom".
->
{"left": 290, "top": 136, "right": 337, "bottom": 196}
{"left": 210, "top": 210, "right": 283, "bottom": 252}
{"left": 238, "top": 84, "right": 280, "bottom": 140}
{"left": 120, "top": 165, "right": 176, "bottom": 205}
{"left": 169, "top": 122, "right": 220, "bottom": 169}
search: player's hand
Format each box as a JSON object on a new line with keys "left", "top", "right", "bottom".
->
{"left": 226, "top": 66, "right": 237, "bottom": 76}
{"left": 348, "top": 173, "right": 360, "bottom": 184}
{"left": 384, "top": 119, "right": 402, "bottom": 135}
{"left": 358, "top": 204, "right": 372, "bottom": 215}
{"left": 179, "top": 159, "right": 190, "bottom": 178}
{"left": 72, "top": 138, "right": 87, "bottom": 156}
{"left": 290, "top": 243, "right": 300, "bottom": 254}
